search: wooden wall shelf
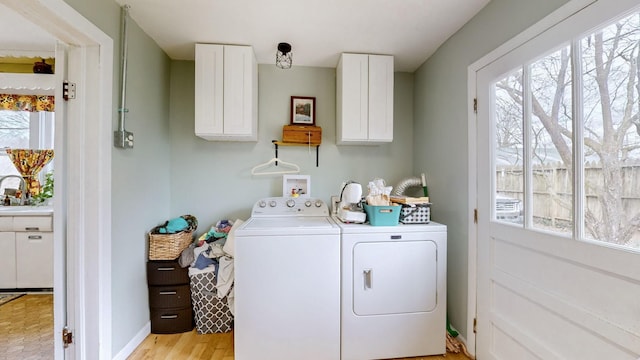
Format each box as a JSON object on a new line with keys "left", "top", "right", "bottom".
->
{"left": 272, "top": 140, "right": 320, "bottom": 167}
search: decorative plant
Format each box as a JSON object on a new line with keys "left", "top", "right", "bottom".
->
{"left": 32, "top": 171, "right": 53, "bottom": 205}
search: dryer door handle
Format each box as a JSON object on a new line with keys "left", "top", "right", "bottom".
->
{"left": 363, "top": 269, "right": 372, "bottom": 290}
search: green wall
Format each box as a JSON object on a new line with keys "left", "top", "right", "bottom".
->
{"left": 53, "top": 0, "right": 416, "bottom": 352}
{"left": 412, "top": 0, "right": 571, "bottom": 340}
{"left": 61, "top": 0, "right": 173, "bottom": 355}
{"left": 53, "top": 0, "right": 584, "bottom": 355}
{"left": 169, "top": 63, "right": 416, "bottom": 231}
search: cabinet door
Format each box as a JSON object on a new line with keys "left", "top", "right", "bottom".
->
{"left": 352, "top": 240, "right": 437, "bottom": 315}
{"left": 195, "top": 43, "right": 224, "bottom": 139}
{"left": 223, "top": 45, "right": 258, "bottom": 140}
{"left": 0, "top": 232, "right": 16, "bottom": 288}
{"left": 368, "top": 55, "right": 394, "bottom": 142}
{"left": 16, "top": 232, "right": 53, "bottom": 288}
{"left": 195, "top": 44, "right": 257, "bottom": 141}
{"left": 337, "top": 53, "right": 369, "bottom": 143}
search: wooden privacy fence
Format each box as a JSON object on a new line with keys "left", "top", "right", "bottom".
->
{"left": 496, "top": 162, "right": 640, "bottom": 227}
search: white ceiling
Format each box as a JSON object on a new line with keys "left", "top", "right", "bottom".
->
{"left": 0, "top": 0, "right": 490, "bottom": 72}
{"left": 115, "top": 0, "right": 490, "bottom": 72}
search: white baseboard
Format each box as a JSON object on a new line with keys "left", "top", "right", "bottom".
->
{"left": 112, "top": 322, "right": 150, "bottom": 360}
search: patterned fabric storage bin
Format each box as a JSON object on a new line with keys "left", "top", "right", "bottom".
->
{"left": 399, "top": 203, "right": 431, "bottom": 224}
{"left": 190, "top": 270, "right": 234, "bottom": 334}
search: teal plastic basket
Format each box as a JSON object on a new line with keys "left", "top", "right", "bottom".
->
{"left": 364, "top": 204, "right": 401, "bottom": 226}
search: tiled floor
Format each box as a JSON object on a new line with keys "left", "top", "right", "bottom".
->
{"left": 0, "top": 293, "right": 54, "bottom": 360}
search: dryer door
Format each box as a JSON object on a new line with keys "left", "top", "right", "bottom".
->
{"left": 353, "top": 240, "right": 437, "bottom": 315}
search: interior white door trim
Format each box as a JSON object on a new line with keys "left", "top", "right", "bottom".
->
{"left": 53, "top": 40, "right": 69, "bottom": 360}
{"left": 466, "top": 0, "right": 598, "bottom": 356}
{"left": 1, "top": 0, "right": 114, "bottom": 359}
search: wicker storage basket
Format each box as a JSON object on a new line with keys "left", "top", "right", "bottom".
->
{"left": 149, "top": 215, "right": 197, "bottom": 260}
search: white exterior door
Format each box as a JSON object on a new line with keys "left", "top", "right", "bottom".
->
{"left": 475, "top": 0, "right": 640, "bottom": 359}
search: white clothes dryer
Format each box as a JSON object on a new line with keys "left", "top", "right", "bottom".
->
{"left": 337, "top": 221, "right": 447, "bottom": 360}
{"left": 234, "top": 197, "right": 341, "bottom": 360}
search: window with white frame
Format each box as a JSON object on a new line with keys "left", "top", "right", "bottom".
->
{"left": 493, "top": 7, "right": 640, "bottom": 250}
{"left": 0, "top": 110, "right": 54, "bottom": 193}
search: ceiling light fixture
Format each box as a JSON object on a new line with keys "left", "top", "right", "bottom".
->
{"left": 276, "top": 42, "right": 292, "bottom": 69}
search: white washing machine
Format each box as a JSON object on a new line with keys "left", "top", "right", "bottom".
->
{"left": 234, "top": 197, "right": 341, "bottom": 360}
{"left": 337, "top": 221, "right": 447, "bottom": 360}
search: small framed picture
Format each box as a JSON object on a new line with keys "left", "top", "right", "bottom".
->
{"left": 291, "top": 96, "right": 316, "bottom": 126}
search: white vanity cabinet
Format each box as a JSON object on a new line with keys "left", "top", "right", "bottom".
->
{"left": 195, "top": 43, "right": 258, "bottom": 141}
{"left": 336, "top": 53, "right": 394, "bottom": 144}
{"left": 0, "top": 214, "right": 53, "bottom": 289}
{"left": 0, "top": 231, "right": 16, "bottom": 288}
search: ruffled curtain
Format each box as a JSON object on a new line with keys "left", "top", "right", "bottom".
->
{"left": 5, "top": 149, "right": 54, "bottom": 196}
{"left": 0, "top": 94, "right": 55, "bottom": 112}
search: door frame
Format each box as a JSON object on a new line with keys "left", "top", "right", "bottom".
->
{"left": 465, "top": 0, "right": 597, "bottom": 356}
{"left": 2, "top": 0, "right": 114, "bottom": 359}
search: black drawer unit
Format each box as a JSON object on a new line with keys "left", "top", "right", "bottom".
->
{"left": 147, "top": 259, "right": 193, "bottom": 334}
{"left": 149, "top": 307, "right": 193, "bottom": 334}
{"left": 147, "top": 260, "right": 189, "bottom": 285}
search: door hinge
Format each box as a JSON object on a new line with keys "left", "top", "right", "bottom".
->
{"left": 473, "top": 98, "right": 478, "bottom": 113}
{"left": 62, "top": 326, "right": 73, "bottom": 348}
{"left": 63, "top": 80, "right": 76, "bottom": 101}
{"left": 474, "top": 209, "right": 478, "bottom": 224}
{"left": 473, "top": 318, "right": 477, "bottom": 333}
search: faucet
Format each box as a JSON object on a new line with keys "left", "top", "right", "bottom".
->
{"left": 0, "top": 175, "right": 27, "bottom": 205}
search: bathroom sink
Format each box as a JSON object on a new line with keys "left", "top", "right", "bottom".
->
{"left": 0, "top": 205, "right": 53, "bottom": 215}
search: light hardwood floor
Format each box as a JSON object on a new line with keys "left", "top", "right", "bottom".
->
{"left": 0, "top": 294, "right": 472, "bottom": 360}
{"left": 128, "top": 329, "right": 473, "bottom": 360}
{"left": 0, "top": 293, "right": 54, "bottom": 360}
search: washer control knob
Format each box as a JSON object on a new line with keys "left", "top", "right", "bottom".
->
{"left": 315, "top": 200, "right": 323, "bottom": 207}
{"left": 305, "top": 200, "right": 312, "bottom": 207}
{"left": 258, "top": 201, "right": 267, "bottom": 208}
{"left": 269, "top": 200, "right": 277, "bottom": 208}
{"left": 286, "top": 199, "right": 296, "bottom": 208}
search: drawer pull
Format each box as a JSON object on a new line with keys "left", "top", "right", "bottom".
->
{"left": 25, "top": 227, "right": 40, "bottom": 231}
{"left": 28, "top": 235, "right": 43, "bottom": 240}
{"left": 157, "top": 267, "right": 175, "bottom": 271}
{"left": 159, "top": 291, "right": 177, "bottom": 295}
{"left": 160, "top": 314, "right": 178, "bottom": 319}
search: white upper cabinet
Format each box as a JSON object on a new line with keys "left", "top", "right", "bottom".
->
{"left": 337, "top": 53, "right": 394, "bottom": 145}
{"left": 195, "top": 43, "right": 258, "bottom": 141}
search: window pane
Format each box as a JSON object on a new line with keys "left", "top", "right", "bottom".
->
{"left": 494, "top": 68, "right": 524, "bottom": 224}
{"left": 581, "top": 12, "right": 640, "bottom": 249}
{"left": 0, "top": 110, "right": 29, "bottom": 149}
{"left": 529, "top": 45, "right": 573, "bottom": 235}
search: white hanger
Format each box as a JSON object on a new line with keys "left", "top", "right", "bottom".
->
{"left": 251, "top": 157, "right": 300, "bottom": 176}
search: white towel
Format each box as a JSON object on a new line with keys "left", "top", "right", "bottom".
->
{"left": 222, "top": 218, "right": 244, "bottom": 257}
{"left": 227, "top": 287, "right": 235, "bottom": 316}
{"left": 216, "top": 255, "right": 234, "bottom": 299}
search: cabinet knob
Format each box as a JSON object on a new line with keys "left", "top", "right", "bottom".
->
{"left": 25, "top": 227, "right": 40, "bottom": 231}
